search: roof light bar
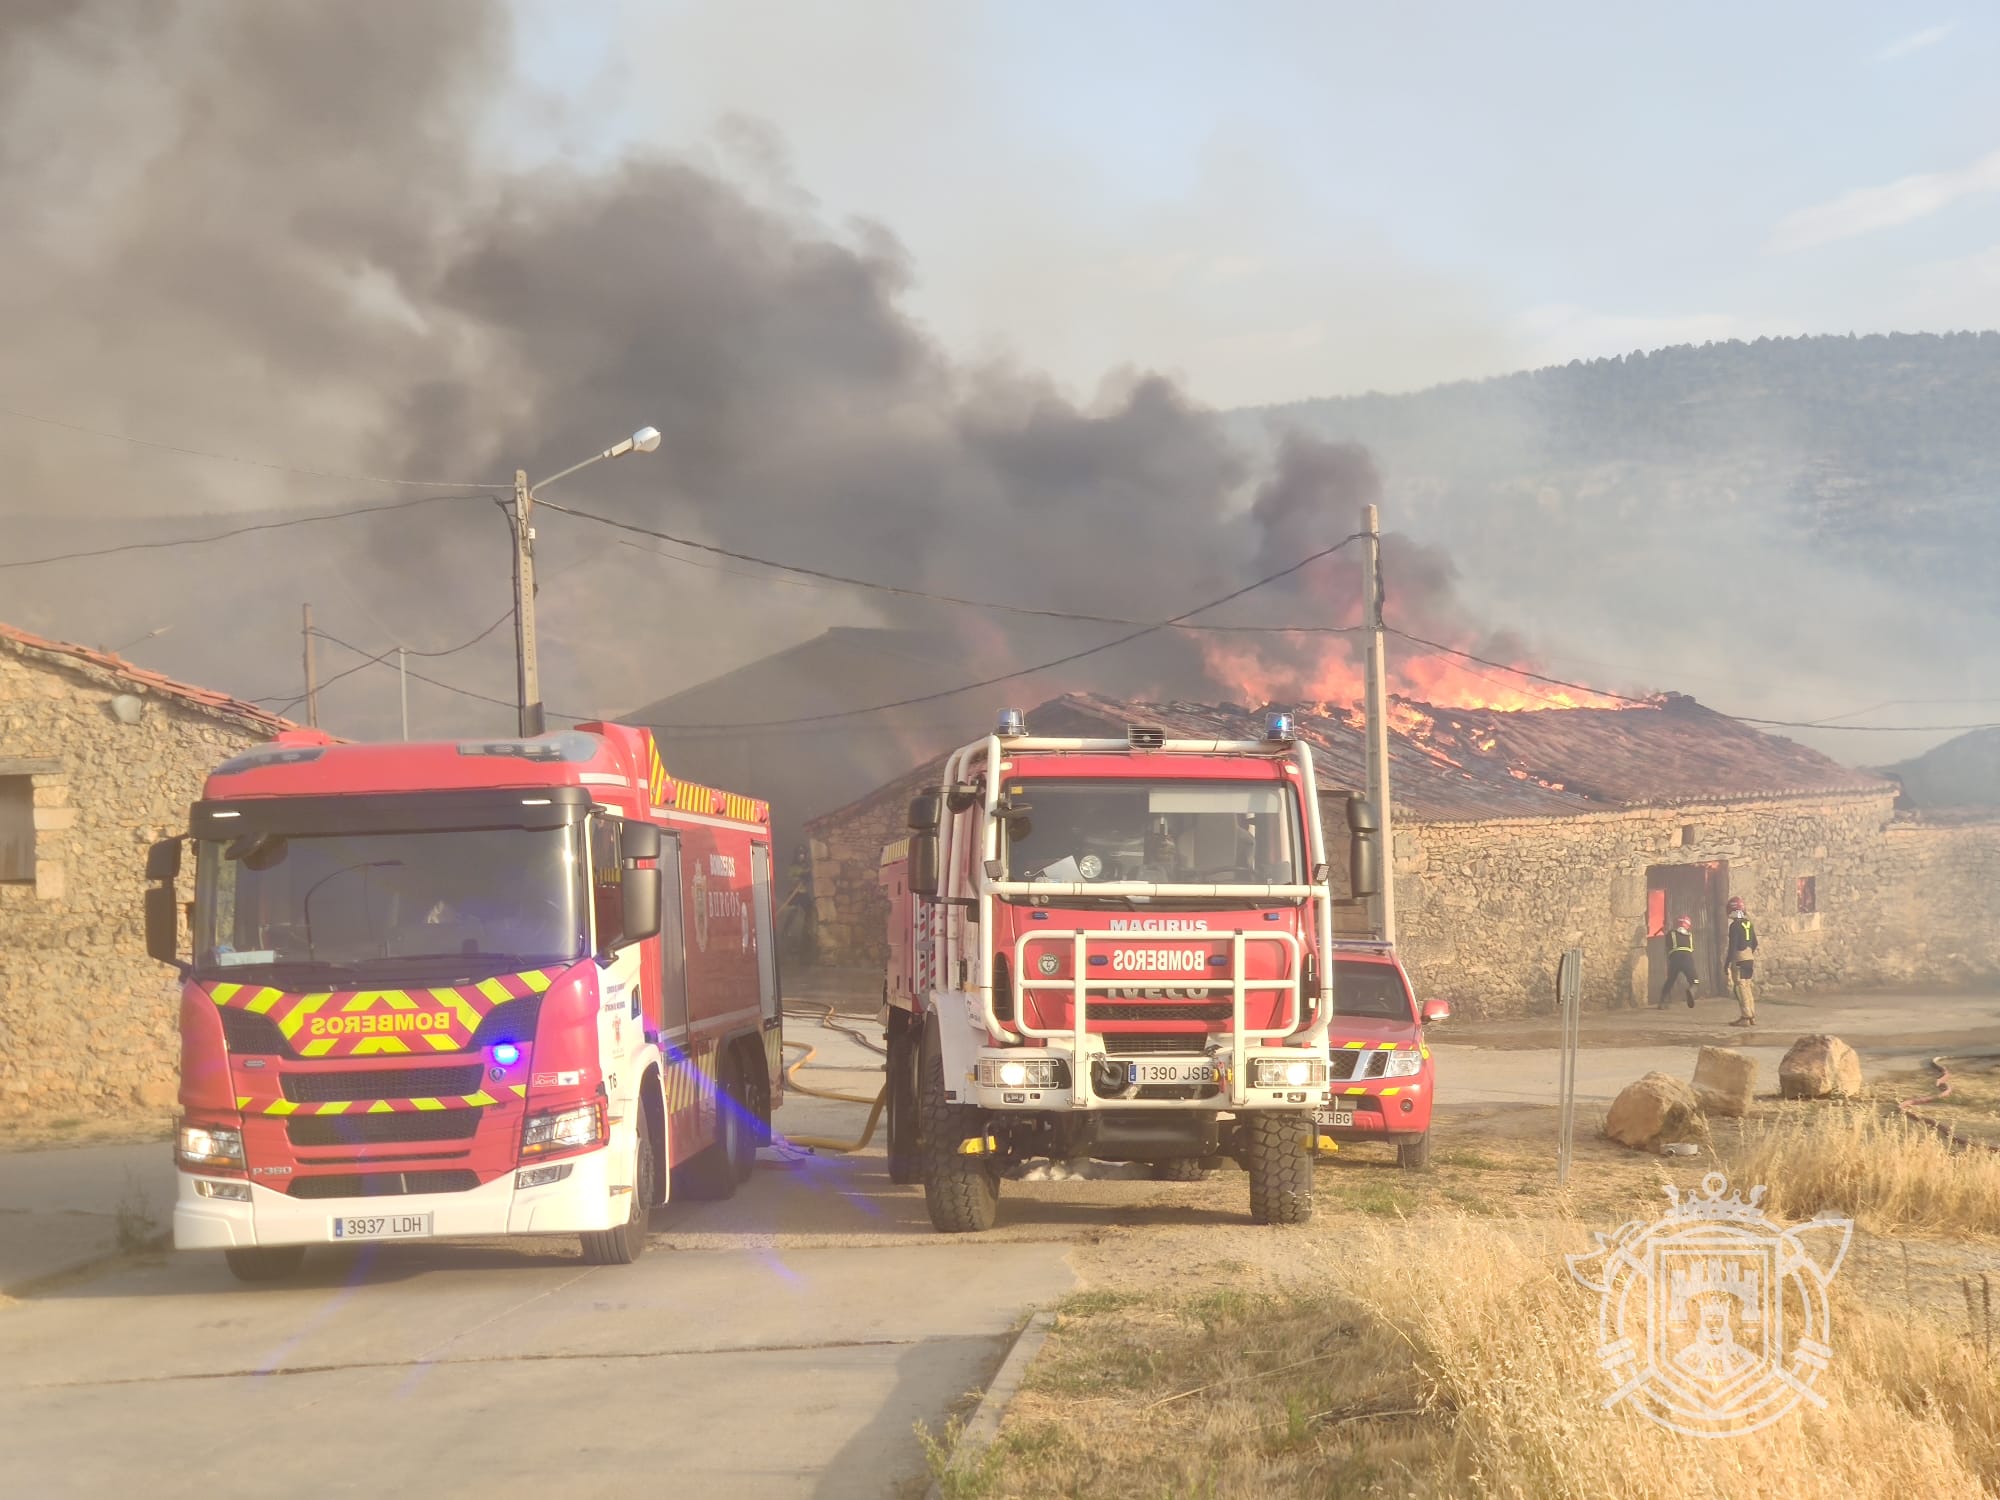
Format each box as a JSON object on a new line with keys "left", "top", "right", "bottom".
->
{"left": 996, "top": 707, "right": 1026, "bottom": 738}
{"left": 1265, "top": 711, "right": 1295, "bottom": 742}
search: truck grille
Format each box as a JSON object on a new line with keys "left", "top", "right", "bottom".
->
{"left": 282, "top": 1065, "right": 487, "bottom": 1103}
{"left": 219, "top": 1008, "right": 287, "bottom": 1055}
{"left": 1094, "top": 1002, "right": 1232, "bottom": 1022}
{"left": 1330, "top": 1051, "right": 1386, "bottom": 1082}
{"left": 1099, "top": 1033, "right": 1214, "bottom": 1054}
{"left": 287, "top": 1110, "right": 483, "bottom": 1148}
{"left": 288, "top": 1170, "right": 479, "bottom": 1199}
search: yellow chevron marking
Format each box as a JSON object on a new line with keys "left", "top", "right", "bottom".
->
{"left": 1377, "top": 1042, "right": 1398, "bottom": 1051}
{"left": 463, "top": 1090, "right": 497, "bottom": 1108}
{"left": 1420, "top": 1047, "right": 1431, "bottom": 1060}
{"left": 246, "top": 986, "right": 284, "bottom": 1015}
{"left": 367, "top": 1101, "right": 393, "bottom": 1114}
{"left": 1342, "top": 1040, "right": 1364, "bottom": 1049}
{"left": 301, "top": 1037, "right": 337, "bottom": 1058}
{"left": 510, "top": 1084, "right": 527, "bottom": 1098}
{"left": 1381, "top": 1087, "right": 1402, "bottom": 1097}
{"left": 236, "top": 1095, "right": 251, "bottom": 1110}
{"left": 422, "top": 1031, "right": 460, "bottom": 1052}
{"left": 265, "top": 1099, "right": 298, "bottom": 1116}
{"left": 476, "top": 977, "right": 513, "bottom": 1004}
{"left": 1344, "top": 1086, "right": 1366, "bottom": 1096}
{"left": 412, "top": 1098, "right": 444, "bottom": 1111}
{"left": 213, "top": 984, "right": 242, "bottom": 1004}
{"left": 278, "top": 993, "right": 331, "bottom": 1038}
{"left": 316, "top": 1101, "right": 350, "bottom": 1116}
{"left": 352, "top": 1036, "right": 412, "bottom": 1056}
{"left": 524, "top": 969, "right": 554, "bottom": 993}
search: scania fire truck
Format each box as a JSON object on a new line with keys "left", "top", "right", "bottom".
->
{"left": 878, "top": 707, "right": 1381, "bottom": 1232}
{"left": 147, "top": 722, "right": 782, "bottom": 1281}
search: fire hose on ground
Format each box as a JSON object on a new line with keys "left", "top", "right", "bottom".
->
{"left": 1896, "top": 1051, "right": 2000, "bottom": 1156}
{"left": 775, "top": 1005, "right": 889, "bottom": 1154}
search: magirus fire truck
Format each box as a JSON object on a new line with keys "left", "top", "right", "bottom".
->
{"left": 879, "top": 706, "right": 1380, "bottom": 1231}
{"left": 146, "top": 722, "right": 782, "bottom": 1281}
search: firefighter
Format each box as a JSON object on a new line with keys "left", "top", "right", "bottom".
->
{"left": 1658, "top": 916, "right": 1699, "bottom": 1009}
{"left": 778, "top": 844, "right": 815, "bottom": 962}
{"left": 1724, "top": 896, "right": 1759, "bottom": 1027}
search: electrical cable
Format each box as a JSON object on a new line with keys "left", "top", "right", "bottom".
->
{"left": 1, "top": 492, "right": 485, "bottom": 571}
{"left": 648, "top": 532, "right": 1367, "bottom": 731}
{"left": 0, "top": 400, "right": 511, "bottom": 489}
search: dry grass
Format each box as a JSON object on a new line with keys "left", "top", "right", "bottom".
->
{"left": 1724, "top": 1101, "right": 2000, "bottom": 1237}
{"left": 955, "top": 1107, "right": 2000, "bottom": 1499}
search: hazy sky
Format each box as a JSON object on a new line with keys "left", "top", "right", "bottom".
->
{"left": 509, "top": 1, "right": 2000, "bottom": 407}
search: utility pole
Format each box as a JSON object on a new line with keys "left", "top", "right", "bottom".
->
{"left": 1361, "top": 504, "right": 1395, "bottom": 944}
{"left": 302, "top": 603, "right": 320, "bottom": 729}
{"left": 398, "top": 646, "right": 409, "bottom": 741}
{"left": 510, "top": 469, "right": 543, "bottom": 737}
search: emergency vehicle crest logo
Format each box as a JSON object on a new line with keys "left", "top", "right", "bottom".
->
{"left": 692, "top": 862, "right": 710, "bottom": 953}
{"left": 1568, "top": 1172, "right": 1851, "bottom": 1438}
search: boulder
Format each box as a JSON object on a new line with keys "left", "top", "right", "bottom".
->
{"left": 1605, "top": 1071, "right": 1700, "bottom": 1149}
{"left": 1779, "top": 1035, "right": 1863, "bottom": 1100}
{"left": 1691, "top": 1046, "right": 1757, "bottom": 1118}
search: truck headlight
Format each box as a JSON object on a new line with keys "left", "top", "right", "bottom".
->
{"left": 194, "top": 1179, "right": 252, "bottom": 1201}
{"left": 521, "top": 1102, "right": 603, "bottom": 1157}
{"left": 1252, "top": 1057, "right": 1327, "bottom": 1088}
{"left": 977, "top": 1057, "right": 1069, "bottom": 1088}
{"left": 1385, "top": 1051, "right": 1424, "bottom": 1077}
{"left": 177, "top": 1124, "right": 245, "bottom": 1169}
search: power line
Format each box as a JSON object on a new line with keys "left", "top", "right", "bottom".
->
{"left": 0, "top": 492, "right": 485, "bottom": 571}
{"left": 0, "top": 400, "right": 512, "bottom": 489}
{"left": 649, "top": 533, "right": 1368, "bottom": 732}
{"left": 257, "top": 610, "right": 516, "bottom": 713}
{"left": 542, "top": 496, "right": 1369, "bottom": 633}
{"left": 1383, "top": 627, "right": 1657, "bottom": 706}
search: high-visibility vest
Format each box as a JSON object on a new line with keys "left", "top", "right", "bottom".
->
{"left": 1670, "top": 929, "right": 1693, "bottom": 954}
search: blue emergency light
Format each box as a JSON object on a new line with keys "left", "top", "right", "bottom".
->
{"left": 1265, "top": 711, "right": 1294, "bottom": 741}
{"left": 491, "top": 1043, "right": 521, "bottom": 1067}
{"left": 996, "top": 707, "right": 1026, "bottom": 737}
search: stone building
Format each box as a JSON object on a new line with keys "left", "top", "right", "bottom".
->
{"left": 0, "top": 624, "right": 292, "bottom": 1122}
{"left": 804, "top": 692, "right": 2000, "bottom": 1016}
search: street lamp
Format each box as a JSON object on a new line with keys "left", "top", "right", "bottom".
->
{"left": 509, "top": 426, "right": 661, "bottom": 736}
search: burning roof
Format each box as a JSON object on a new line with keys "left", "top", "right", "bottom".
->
{"left": 931, "top": 692, "right": 1891, "bottom": 825}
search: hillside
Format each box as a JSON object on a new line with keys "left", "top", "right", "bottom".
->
{"left": 1247, "top": 333, "right": 2000, "bottom": 745}
{"left": 1884, "top": 728, "right": 2000, "bottom": 811}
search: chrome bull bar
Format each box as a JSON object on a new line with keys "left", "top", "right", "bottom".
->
{"left": 1011, "top": 929, "right": 1305, "bottom": 1108}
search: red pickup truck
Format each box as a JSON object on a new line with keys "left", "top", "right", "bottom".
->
{"left": 1314, "top": 942, "right": 1449, "bottom": 1169}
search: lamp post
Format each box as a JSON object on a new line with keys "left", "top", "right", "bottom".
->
{"left": 509, "top": 426, "right": 661, "bottom": 736}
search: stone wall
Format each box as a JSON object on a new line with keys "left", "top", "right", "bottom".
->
{"left": 0, "top": 647, "right": 268, "bottom": 1121}
{"left": 1389, "top": 789, "right": 2000, "bottom": 1018}
{"left": 805, "top": 765, "right": 932, "bottom": 970}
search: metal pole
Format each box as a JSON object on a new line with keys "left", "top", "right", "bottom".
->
{"left": 510, "top": 469, "right": 544, "bottom": 737}
{"left": 1361, "top": 504, "right": 1396, "bottom": 944}
{"left": 398, "top": 647, "right": 409, "bottom": 741}
{"left": 302, "top": 603, "right": 319, "bottom": 729}
{"left": 1557, "top": 946, "right": 1582, "bottom": 1187}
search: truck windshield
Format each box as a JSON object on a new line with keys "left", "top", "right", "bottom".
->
{"left": 1331, "top": 959, "right": 1415, "bottom": 1021}
{"left": 193, "top": 826, "right": 587, "bottom": 981}
{"left": 1003, "top": 780, "right": 1301, "bottom": 886}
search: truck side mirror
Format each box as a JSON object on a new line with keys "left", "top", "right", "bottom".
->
{"left": 145, "top": 836, "right": 184, "bottom": 968}
{"left": 1421, "top": 999, "right": 1452, "bottom": 1025}
{"left": 907, "top": 793, "right": 939, "bottom": 831}
{"left": 619, "top": 867, "right": 662, "bottom": 949}
{"left": 944, "top": 780, "right": 983, "bottom": 815}
{"left": 623, "top": 821, "right": 661, "bottom": 860}
{"left": 908, "top": 831, "right": 939, "bottom": 897}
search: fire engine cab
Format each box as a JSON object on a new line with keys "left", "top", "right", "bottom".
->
{"left": 147, "top": 722, "right": 782, "bottom": 1281}
{"left": 879, "top": 707, "right": 1381, "bottom": 1231}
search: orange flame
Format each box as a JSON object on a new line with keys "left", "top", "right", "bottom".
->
{"left": 1200, "top": 635, "right": 1622, "bottom": 715}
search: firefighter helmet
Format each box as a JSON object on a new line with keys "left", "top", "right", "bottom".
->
{"left": 1674, "top": 916, "right": 1693, "bottom": 931}
{"left": 1726, "top": 897, "right": 1747, "bottom": 914}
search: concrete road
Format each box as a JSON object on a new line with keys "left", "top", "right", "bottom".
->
{"left": 0, "top": 1019, "right": 1078, "bottom": 1500}
{"left": 1434, "top": 988, "right": 2000, "bottom": 1106}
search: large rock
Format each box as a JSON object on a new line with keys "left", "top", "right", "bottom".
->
{"left": 1779, "top": 1035, "right": 1863, "bottom": 1099}
{"left": 1691, "top": 1046, "right": 1757, "bottom": 1117}
{"left": 1605, "top": 1071, "right": 1700, "bottom": 1149}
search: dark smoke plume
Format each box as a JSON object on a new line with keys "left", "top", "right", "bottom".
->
{"left": 0, "top": 2, "right": 1558, "bottom": 820}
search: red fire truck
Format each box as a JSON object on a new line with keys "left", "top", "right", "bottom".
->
{"left": 1312, "top": 941, "right": 1451, "bottom": 1169}
{"left": 878, "top": 706, "right": 1380, "bottom": 1231}
{"left": 146, "top": 722, "right": 782, "bottom": 1281}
